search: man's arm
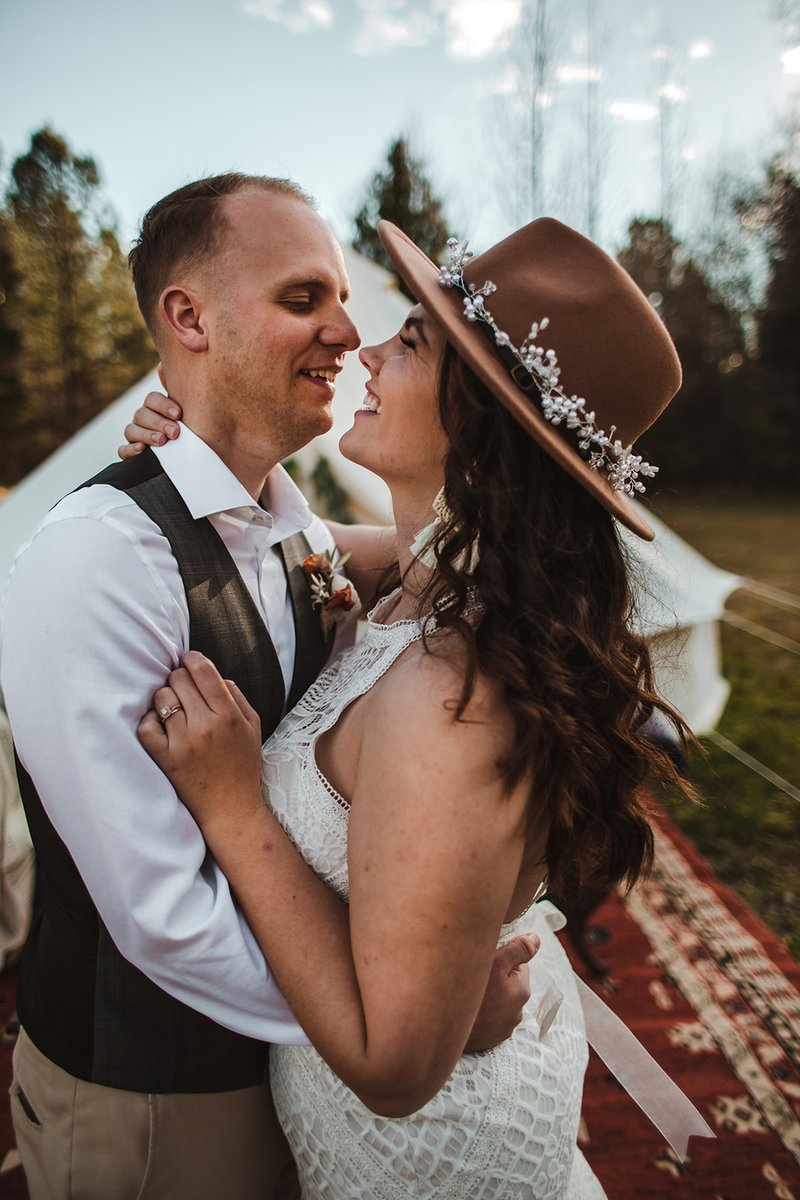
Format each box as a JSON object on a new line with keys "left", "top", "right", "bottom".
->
{"left": 0, "top": 496, "right": 306, "bottom": 1045}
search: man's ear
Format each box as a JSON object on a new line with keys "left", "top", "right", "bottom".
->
{"left": 159, "top": 286, "right": 209, "bottom": 354}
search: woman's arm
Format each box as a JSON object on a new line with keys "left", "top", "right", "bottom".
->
{"left": 118, "top": 395, "right": 181, "bottom": 455}
{"left": 342, "top": 650, "right": 530, "bottom": 1111}
{"left": 325, "top": 521, "right": 398, "bottom": 609}
{"left": 140, "top": 651, "right": 530, "bottom": 1116}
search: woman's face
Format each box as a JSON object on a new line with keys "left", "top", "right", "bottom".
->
{"left": 339, "top": 304, "right": 449, "bottom": 491}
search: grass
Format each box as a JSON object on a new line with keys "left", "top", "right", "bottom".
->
{"left": 646, "top": 492, "right": 800, "bottom": 959}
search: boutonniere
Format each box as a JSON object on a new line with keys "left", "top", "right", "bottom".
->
{"left": 302, "top": 549, "right": 362, "bottom": 642}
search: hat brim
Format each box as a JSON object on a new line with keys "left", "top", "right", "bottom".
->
{"left": 377, "top": 220, "right": 656, "bottom": 541}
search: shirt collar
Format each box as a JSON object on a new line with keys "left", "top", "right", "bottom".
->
{"left": 153, "top": 422, "right": 312, "bottom": 536}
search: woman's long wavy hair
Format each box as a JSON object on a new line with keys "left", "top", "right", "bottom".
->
{"left": 416, "top": 344, "right": 693, "bottom": 900}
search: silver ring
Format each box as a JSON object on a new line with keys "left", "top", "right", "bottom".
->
{"left": 158, "top": 703, "right": 183, "bottom": 723}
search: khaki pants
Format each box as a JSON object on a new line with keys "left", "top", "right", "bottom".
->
{"left": 10, "top": 1027, "right": 300, "bottom": 1200}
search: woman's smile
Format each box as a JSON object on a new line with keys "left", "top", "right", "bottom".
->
{"left": 360, "top": 394, "right": 382, "bottom": 415}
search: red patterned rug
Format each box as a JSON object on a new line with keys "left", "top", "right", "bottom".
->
{"left": 0, "top": 807, "right": 798, "bottom": 1198}
{"left": 575, "top": 807, "right": 800, "bottom": 1197}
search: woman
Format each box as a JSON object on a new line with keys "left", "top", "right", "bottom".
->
{"left": 131, "top": 218, "right": 693, "bottom": 1198}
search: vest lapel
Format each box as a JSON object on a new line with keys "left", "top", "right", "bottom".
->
{"left": 279, "top": 532, "right": 332, "bottom": 709}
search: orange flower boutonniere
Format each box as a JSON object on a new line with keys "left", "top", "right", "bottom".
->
{"left": 302, "top": 549, "right": 362, "bottom": 642}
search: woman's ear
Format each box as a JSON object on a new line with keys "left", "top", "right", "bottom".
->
{"left": 159, "top": 286, "right": 209, "bottom": 354}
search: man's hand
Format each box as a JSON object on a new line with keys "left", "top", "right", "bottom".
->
{"left": 463, "top": 934, "right": 540, "bottom": 1053}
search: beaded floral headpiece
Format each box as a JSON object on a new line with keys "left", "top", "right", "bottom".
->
{"left": 438, "top": 238, "right": 659, "bottom": 496}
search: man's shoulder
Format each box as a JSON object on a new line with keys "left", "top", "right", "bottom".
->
{"left": 3, "top": 477, "right": 185, "bottom": 639}
{"left": 10, "top": 476, "right": 167, "bottom": 578}
{"left": 47, "top": 481, "right": 138, "bottom": 525}
{"left": 52, "top": 449, "right": 166, "bottom": 523}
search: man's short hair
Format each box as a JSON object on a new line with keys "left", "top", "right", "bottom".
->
{"left": 129, "top": 172, "right": 316, "bottom": 338}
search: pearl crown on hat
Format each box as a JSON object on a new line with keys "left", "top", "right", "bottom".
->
{"left": 438, "top": 238, "right": 659, "bottom": 497}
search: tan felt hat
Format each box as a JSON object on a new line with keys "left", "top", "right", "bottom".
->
{"left": 377, "top": 217, "right": 682, "bottom": 541}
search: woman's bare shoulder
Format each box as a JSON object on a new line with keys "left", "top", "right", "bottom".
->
{"left": 371, "top": 635, "right": 511, "bottom": 759}
{"left": 353, "top": 637, "right": 527, "bottom": 841}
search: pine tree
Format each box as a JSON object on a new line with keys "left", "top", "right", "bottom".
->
{"left": 95, "top": 227, "right": 156, "bottom": 404}
{"left": 0, "top": 210, "right": 24, "bottom": 482}
{"left": 743, "top": 156, "right": 800, "bottom": 490}
{"left": 353, "top": 137, "right": 452, "bottom": 297}
{"left": 617, "top": 217, "right": 752, "bottom": 489}
{"left": 3, "top": 128, "right": 155, "bottom": 483}
{"left": 309, "top": 455, "right": 355, "bottom": 524}
{"left": 754, "top": 159, "right": 800, "bottom": 376}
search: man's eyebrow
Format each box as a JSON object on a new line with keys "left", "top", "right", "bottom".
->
{"left": 403, "top": 316, "right": 429, "bottom": 346}
{"left": 275, "top": 275, "right": 350, "bottom": 302}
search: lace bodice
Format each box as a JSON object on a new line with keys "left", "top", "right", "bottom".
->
{"left": 262, "top": 593, "right": 606, "bottom": 1199}
{"left": 262, "top": 589, "right": 427, "bottom": 903}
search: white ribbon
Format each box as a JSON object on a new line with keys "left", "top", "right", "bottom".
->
{"left": 531, "top": 900, "right": 715, "bottom": 1163}
{"left": 576, "top": 976, "right": 715, "bottom": 1161}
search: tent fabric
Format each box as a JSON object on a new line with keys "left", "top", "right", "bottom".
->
{"left": 0, "top": 245, "right": 736, "bottom": 733}
{"left": 621, "top": 514, "right": 741, "bottom": 636}
{"left": 620, "top": 511, "right": 740, "bottom": 734}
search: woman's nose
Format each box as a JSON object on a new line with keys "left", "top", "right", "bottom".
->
{"left": 358, "top": 342, "right": 382, "bottom": 374}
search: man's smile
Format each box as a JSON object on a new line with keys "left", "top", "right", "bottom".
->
{"left": 298, "top": 364, "right": 342, "bottom": 396}
{"left": 300, "top": 367, "right": 340, "bottom": 382}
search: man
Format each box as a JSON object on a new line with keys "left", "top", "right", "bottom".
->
{"left": 0, "top": 174, "right": 536, "bottom": 1200}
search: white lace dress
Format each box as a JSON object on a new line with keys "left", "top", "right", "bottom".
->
{"left": 263, "top": 594, "right": 606, "bottom": 1200}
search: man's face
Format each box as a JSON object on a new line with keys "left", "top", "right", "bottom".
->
{"left": 201, "top": 189, "right": 360, "bottom": 455}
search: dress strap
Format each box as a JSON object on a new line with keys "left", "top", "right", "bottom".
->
{"left": 286, "top": 600, "right": 425, "bottom": 737}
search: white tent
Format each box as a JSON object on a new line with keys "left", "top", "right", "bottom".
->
{"left": 0, "top": 245, "right": 738, "bottom": 734}
{"left": 621, "top": 516, "right": 740, "bottom": 733}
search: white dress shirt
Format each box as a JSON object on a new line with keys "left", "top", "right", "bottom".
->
{"left": 0, "top": 425, "right": 335, "bottom": 1044}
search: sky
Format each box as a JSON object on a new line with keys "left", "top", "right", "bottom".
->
{"left": 2, "top": 0, "right": 799, "bottom": 258}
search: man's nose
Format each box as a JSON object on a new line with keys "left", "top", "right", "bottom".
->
{"left": 322, "top": 305, "right": 360, "bottom": 351}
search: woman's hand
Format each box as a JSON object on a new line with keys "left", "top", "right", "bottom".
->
{"left": 118, "top": 369, "right": 184, "bottom": 459}
{"left": 138, "top": 651, "right": 263, "bottom": 831}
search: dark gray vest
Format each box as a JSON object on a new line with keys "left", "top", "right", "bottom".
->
{"left": 14, "top": 450, "right": 330, "bottom": 1092}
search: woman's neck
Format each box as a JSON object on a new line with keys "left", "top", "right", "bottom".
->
{"left": 387, "top": 484, "right": 440, "bottom": 618}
